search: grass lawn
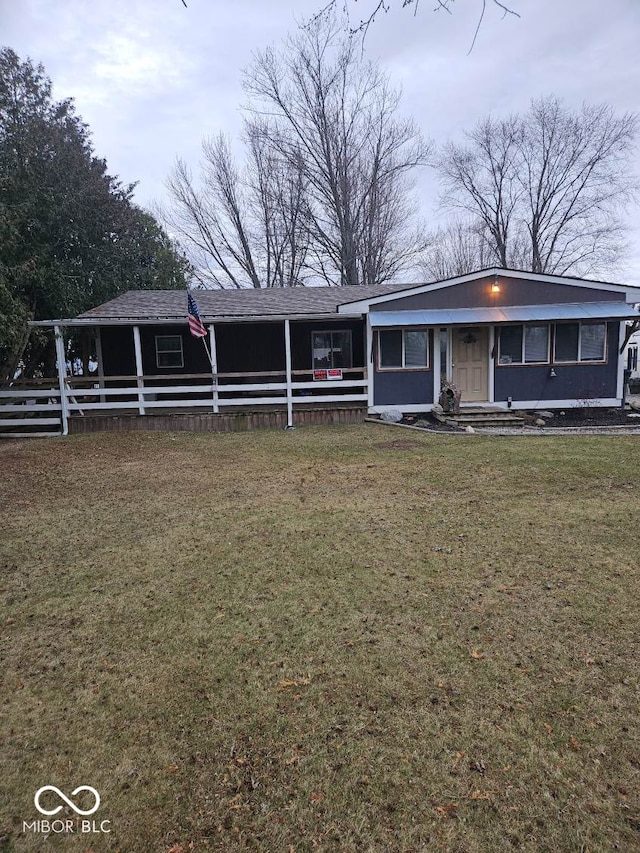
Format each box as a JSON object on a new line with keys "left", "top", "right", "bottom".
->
{"left": 1, "top": 425, "right": 639, "bottom": 852}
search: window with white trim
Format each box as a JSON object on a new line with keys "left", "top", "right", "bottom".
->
{"left": 378, "top": 329, "right": 429, "bottom": 369}
{"left": 498, "top": 325, "right": 549, "bottom": 365}
{"left": 155, "top": 335, "right": 184, "bottom": 369}
{"left": 554, "top": 322, "right": 606, "bottom": 363}
{"left": 312, "top": 330, "right": 352, "bottom": 369}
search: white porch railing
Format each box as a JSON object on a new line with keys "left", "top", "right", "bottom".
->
{"left": 0, "top": 369, "right": 368, "bottom": 435}
{"left": 0, "top": 383, "right": 63, "bottom": 436}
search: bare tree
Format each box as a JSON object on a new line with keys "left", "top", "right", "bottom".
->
{"left": 244, "top": 14, "right": 431, "bottom": 286}
{"left": 164, "top": 15, "right": 429, "bottom": 288}
{"left": 438, "top": 97, "right": 638, "bottom": 278}
{"left": 420, "top": 219, "right": 494, "bottom": 281}
{"left": 519, "top": 98, "right": 637, "bottom": 276}
{"left": 439, "top": 114, "right": 524, "bottom": 268}
{"left": 164, "top": 129, "right": 309, "bottom": 288}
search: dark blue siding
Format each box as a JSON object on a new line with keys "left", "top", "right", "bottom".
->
{"left": 374, "top": 370, "right": 434, "bottom": 405}
{"left": 494, "top": 323, "right": 620, "bottom": 402}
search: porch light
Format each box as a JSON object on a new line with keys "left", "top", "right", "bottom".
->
{"left": 550, "top": 367, "right": 557, "bottom": 378}
{"left": 491, "top": 281, "right": 501, "bottom": 293}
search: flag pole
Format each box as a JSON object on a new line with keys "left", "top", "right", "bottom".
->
{"left": 200, "top": 335, "right": 213, "bottom": 368}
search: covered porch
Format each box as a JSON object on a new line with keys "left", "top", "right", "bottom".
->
{"left": 369, "top": 302, "right": 634, "bottom": 413}
{"left": 0, "top": 316, "right": 368, "bottom": 436}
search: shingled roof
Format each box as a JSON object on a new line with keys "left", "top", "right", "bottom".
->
{"left": 78, "top": 282, "right": 413, "bottom": 321}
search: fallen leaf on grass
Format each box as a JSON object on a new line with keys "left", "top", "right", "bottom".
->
{"left": 569, "top": 737, "right": 581, "bottom": 751}
{"left": 278, "top": 677, "right": 311, "bottom": 690}
{"left": 167, "top": 846, "right": 184, "bottom": 853}
{"left": 451, "top": 751, "right": 465, "bottom": 772}
{"left": 470, "top": 648, "right": 484, "bottom": 660}
{"left": 435, "top": 803, "right": 458, "bottom": 818}
{"left": 310, "top": 791, "right": 325, "bottom": 803}
{"left": 543, "top": 723, "right": 553, "bottom": 734}
{"left": 470, "top": 790, "right": 493, "bottom": 800}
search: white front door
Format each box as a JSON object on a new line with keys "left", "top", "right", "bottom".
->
{"left": 452, "top": 327, "right": 489, "bottom": 403}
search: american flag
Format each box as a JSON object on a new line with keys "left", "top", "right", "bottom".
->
{"left": 187, "top": 291, "right": 207, "bottom": 338}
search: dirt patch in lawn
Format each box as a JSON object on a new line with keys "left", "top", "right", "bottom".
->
{"left": 373, "top": 438, "right": 427, "bottom": 450}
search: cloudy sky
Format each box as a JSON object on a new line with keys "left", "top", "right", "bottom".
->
{"left": 2, "top": 0, "right": 639, "bottom": 283}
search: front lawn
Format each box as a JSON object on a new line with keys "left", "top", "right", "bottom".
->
{"left": 1, "top": 426, "right": 638, "bottom": 851}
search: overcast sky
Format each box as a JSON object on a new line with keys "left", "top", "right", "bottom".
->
{"left": 2, "top": 0, "right": 639, "bottom": 284}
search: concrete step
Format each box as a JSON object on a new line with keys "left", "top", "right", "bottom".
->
{"left": 434, "top": 409, "right": 524, "bottom": 428}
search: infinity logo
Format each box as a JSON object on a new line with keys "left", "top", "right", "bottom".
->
{"left": 34, "top": 786, "right": 100, "bottom": 816}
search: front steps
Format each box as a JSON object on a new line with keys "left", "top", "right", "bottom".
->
{"left": 433, "top": 406, "right": 525, "bottom": 428}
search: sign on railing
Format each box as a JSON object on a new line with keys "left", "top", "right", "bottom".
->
{"left": 313, "top": 368, "right": 343, "bottom": 381}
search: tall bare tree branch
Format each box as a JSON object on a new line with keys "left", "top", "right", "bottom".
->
{"left": 314, "top": 0, "right": 520, "bottom": 49}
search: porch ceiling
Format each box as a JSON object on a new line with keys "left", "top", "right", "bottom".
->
{"left": 370, "top": 302, "right": 640, "bottom": 327}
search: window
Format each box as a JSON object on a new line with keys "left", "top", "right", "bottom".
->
{"left": 378, "top": 329, "right": 429, "bottom": 369}
{"left": 554, "top": 323, "right": 606, "bottom": 363}
{"left": 498, "top": 325, "right": 549, "bottom": 365}
{"left": 312, "top": 330, "right": 352, "bottom": 370}
{"left": 155, "top": 335, "right": 184, "bottom": 369}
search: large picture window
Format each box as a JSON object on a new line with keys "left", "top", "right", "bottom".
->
{"left": 155, "top": 335, "right": 184, "bottom": 369}
{"left": 498, "top": 325, "right": 549, "bottom": 365}
{"left": 378, "top": 329, "right": 429, "bottom": 369}
{"left": 554, "top": 322, "right": 606, "bottom": 363}
{"left": 312, "top": 330, "right": 352, "bottom": 370}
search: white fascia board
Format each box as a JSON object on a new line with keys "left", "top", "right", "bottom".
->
{"left": 338, "top": 268, "right": 637, "bottom": 314}
{"left": 29, "top": 312, "right": 363, "bottom": 328}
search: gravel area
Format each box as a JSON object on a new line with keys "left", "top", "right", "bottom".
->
{"left": 473, "top": 424, "right": 640, "bottom": 436}
{"left": 370, "top": 401, "right": 640, "bottom": 436}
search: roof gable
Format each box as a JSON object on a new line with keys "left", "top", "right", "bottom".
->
{"left": 338, "top": 268, "right": 640, "bottom": 313}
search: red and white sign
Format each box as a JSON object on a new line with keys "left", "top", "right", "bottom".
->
{"left": 313, "top": 368, "right": 343, "bottom": 381}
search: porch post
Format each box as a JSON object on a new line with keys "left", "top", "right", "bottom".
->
{"left": 209, "top": 323, "right": 219, "bottom": 413}
{"left": 617, "top": 321, "right": 626, "bottom": 402}
{"left": 433, "top": 327, "right": 441, "bottom": 406}
{"left": 132, "top": 325, "right": 146, "bottom": 415}
{"left": 366, "top": 313, "right": 374, "bottom": 411}
{"left": 284, "top": 319, "right": 293, "bottom": 428}
{"left": 95, "top": 326, "right": 106, "bottom": 403}
{"left": 488, "top": 326, "right": 495, "bottom": 403}
{"left": 54, "top": 324, "right": 69, "bottom": 436}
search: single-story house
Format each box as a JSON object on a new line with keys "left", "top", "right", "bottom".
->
{"left": 4, "top": 267, "right": 640, "bottom": 435}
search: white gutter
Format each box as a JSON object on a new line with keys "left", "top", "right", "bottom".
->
{"left": 29, "top": 313, "right": 364, "bottom": 327}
